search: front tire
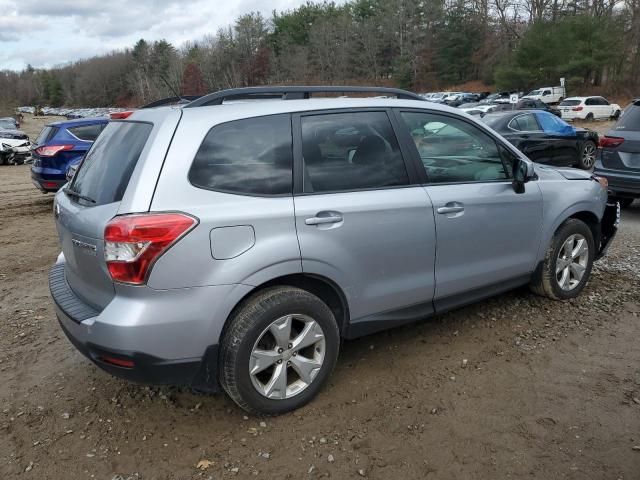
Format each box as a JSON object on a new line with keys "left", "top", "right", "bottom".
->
{"left": 578, "top": 140, "right": 597, "bottom": 169}
{"left": 220, "top": 286, "right": 340, "bottom": 415}
{"left": 612, "top": 110, "right": 621, "bottom": 120}
{"left": 530, "top": 219, "right": 595, "bottom": 300}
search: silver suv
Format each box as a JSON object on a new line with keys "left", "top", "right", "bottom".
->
{"left": 50, "top": 87, "right": 618, "bottom": 414}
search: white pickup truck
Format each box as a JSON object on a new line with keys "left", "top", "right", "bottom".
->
{"left": 522, "top": 86, "right": 566, "bottom": 104}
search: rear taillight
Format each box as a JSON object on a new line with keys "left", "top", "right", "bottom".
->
{"left": 104, "top": 213, "right": 198, "bottom": 285}
{"left": 599, "top": 136, "right": 625, "bottom": 148}
{"left": 110, "top": 111, "right": 134, "bottom": 119}
{"left": 35, "top": 144, "right": 74, "bottom": 157}
{"left": 572, "top": 106, "right": 583, "bottom": 111}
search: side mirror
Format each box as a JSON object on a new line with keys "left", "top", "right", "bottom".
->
{"left": 512, "top": 158, "right": 533, "bottom": 194}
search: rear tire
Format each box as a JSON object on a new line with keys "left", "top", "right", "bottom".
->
{"left": 530, "top": 219, "right": 595, "bottom": 300}
{"left": 220, "top": 286, "right": 340, "bottom": 415}
{"left": 578, "top": 140, "right": 597, "bottom": 170}
{"left": 585, "top": 112, "right": 594, "bottom": 122}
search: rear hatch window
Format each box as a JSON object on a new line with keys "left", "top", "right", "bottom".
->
{"left": 69, "top": 121, "right": 153, "bottom": 206}
{"left": 614, "top": 104, "right": 640, "bottom": 132}
{"left": 559, "top": 100, "right": 581, "bottom": 107}
{"left": 34, "top": 126, "right": 58, "bottom": 145}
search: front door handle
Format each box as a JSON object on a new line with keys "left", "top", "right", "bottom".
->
{"left": 305, "top": 213, "right": 343, "bottom": 225}
{"left": 437, "top": 203, "right": 465, "bottom": 214}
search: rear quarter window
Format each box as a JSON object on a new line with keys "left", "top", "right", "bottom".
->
{"left": 70, "top": 121, "right": 153, "bottom": 206}
{"left": 188, "top": 114, "right": 293, "bottom": 196}
{"left": 35, "top": 126, "right": 59, "bottom": 144}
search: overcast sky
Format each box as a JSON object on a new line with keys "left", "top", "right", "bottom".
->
{"left": 0, "top": 0, "right": 319, "bottom": 71}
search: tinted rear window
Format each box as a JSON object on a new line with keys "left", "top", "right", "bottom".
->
{"left": 35, "top": 126, "right": 58, "bottom": 144}
{"left": 70, "top": 121, "right": 153, "bottom": 206}
{"left": 189, "top": 114, "right": 293, "bottom": 195}
{"left": 614, "top": 104, "right": 640, "bottom": 131}
{"left": 559, "top": 100, "right": 581, "bottom": 106}
{"left": 68, "top": 123, "right": 104, "bottom": 141}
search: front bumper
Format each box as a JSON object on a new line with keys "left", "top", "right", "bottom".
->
{"left": 48, "top": 262, "right": 248, "bottom": 392}
{"left": 595, "top": 201, "right": 620, "bottom": 261}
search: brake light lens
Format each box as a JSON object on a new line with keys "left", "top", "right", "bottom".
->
{"left": 599, "top": 136, "right": 625, "bottom": 148}
{"left": 35, "top": 144, "right": 74, "bottom": 157}
{"left": 104, "top": 213, "right": 198, "bottom": 285}
{"left": 110, "top": 111, "right": 134, "bottom": 119}
{"left": 572, "top": 106, "right": 583, "bottom": 111}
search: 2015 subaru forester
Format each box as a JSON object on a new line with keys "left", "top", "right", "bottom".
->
{"left": 50, "top": 87, "right": 618, "bottom": 414}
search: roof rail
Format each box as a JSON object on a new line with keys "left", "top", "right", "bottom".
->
{"left": 183, "top": 86, "right": 425, "bottom": 108}
{"left": 141, "top": 95, "right": 203, "bottom": 109}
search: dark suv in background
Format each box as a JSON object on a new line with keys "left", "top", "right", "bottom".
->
{"left": 594, "top": 99, "right": 640, "bottom": 208}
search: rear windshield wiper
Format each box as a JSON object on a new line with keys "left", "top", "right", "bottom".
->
{"left": 63, "top": 187, "right": 96, "bottom": 204}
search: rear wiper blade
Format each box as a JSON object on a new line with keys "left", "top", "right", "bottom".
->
{"left": 63, "top": 187, "right": 95, "bottom": 204}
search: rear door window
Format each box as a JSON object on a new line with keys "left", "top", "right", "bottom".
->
{"left": 189, "top": 114, "right": 292, "bottom": 196}
{"left": 70, "top": 121, "right": 153, "bottom": 206}
{"left": 508, "top": 114, "right": 541, "bottom": 132}
{"left": 67, "top": 123, "right": 105, "bottom": 142}
{"left": 300, "top": 111, "right": 408, "bottom": 193}
{"left": 536, "top": 112, "right": 574, "bottom": 136}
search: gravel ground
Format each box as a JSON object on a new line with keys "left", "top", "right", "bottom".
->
{"left": 1, "top": 115, "right": 639, "bottom": 480}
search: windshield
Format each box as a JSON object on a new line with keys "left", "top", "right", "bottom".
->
{"left": 527, "top": 90, "right": 541, "bottom": 96}
{"left": 559, "top": 99, "right": 581, "bottom": 106}
{"left": 0, "top": 119, "right": 15, "bottom": 129}
{"left": 70, "top": 121, "right": 153, "bottom": 206}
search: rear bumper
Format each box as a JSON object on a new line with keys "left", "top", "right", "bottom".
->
{"left": 594, "top": 165, "right": 640, "bottom": 197}
{"left": 56, "top": 314, "right": 218, "bottom": 389}
{"left": 31, "top": 168, "right": 66, "bottom": 192}
{"left": 48, "top": 261, "right": 251, "bottom": 392}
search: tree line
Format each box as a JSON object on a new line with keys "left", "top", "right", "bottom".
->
{"left": 0, "top": 0, "right": 638, "bottom": 109}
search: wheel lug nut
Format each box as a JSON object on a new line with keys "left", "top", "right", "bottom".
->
{"left": 288, "top": 343, "right": 293, "bottom": 349}
{"left": 287, "top": 361, "right": 291, "bottom": 366}
{"left": 292, "top": 352, "right": 297, "bottom": 356}
{"left": 277, "top": 359, "right": 282, "bottom": 364}
{"left": 277, "top": 348, "right": 283, "bottom": 354}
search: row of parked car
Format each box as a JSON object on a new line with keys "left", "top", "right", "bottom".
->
{"left": 5, "top": 93, "right": 638, "bottom": 209}
{"left": 16, "top": 105, "right": 130, "bottom": 119}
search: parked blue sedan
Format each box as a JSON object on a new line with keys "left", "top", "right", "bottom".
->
{"left": 31, "top": 117, "right": 108, "bottom": 193}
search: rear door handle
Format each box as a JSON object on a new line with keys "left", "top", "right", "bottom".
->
{"left": 437, "top": 204, "right": 465, "bottom": 214}
{"left": 305, "top": 213, "right": 343, "bottom": 225}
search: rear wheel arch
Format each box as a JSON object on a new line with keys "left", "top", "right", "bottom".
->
{"left": 220, "top": 274, "right": 350, "bottom": 343}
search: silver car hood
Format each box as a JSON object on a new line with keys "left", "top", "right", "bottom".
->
{"left": 535, "top": 164, "right": 592, "bottom": 180}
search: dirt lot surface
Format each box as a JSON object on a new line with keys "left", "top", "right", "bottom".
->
{"left": 1, "top": 115, "right": 640, "bottom": 480}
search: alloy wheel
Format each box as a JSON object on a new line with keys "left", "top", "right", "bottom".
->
{"left": 249, "top": 314, "right": 326, "bottom": 399}
{"left": 582, "top": 143, "right": 596, "bottom": 168}
{"left": 556, "top": 234, "right": 589, "bottom": 291}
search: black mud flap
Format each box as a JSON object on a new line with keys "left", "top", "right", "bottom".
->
{"left": 595, "top": 201, "right": 620, "bottom": 260}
